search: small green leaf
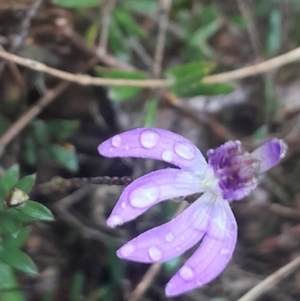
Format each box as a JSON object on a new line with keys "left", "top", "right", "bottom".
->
{"left": 123, "top": 0, "right": 157, "bottom": 14}
{"left": 0, "top": 165, "right": 20, "bottom": 201}
{"left": 54, "top": 0, "right": 101, "bottom": 8}
{"left": 16, "top": 174, "right": 36, "bottom": 194}
{"left": 17, "top": 200, "right": 54, "bottom": 222}
{"left": 96, "top": 68, "right": 148, "bottom": 102}
{"left": 144, "top": 99, "right": 157, "bottom": 127}
{"left": 47, "top": 119, "right": 79, "bottom": 140}
{"left": 0, "top": 212, "right": 22, "bottom": 238}
{"left": 3, "top": 227, "right": 30, "bottom": 248}
{"left": 165, "top": 61, "right": 214, "bottom": 81}
{"left": 50, "top": 144, "right": 79, "bottom": 172}
{"left": 171, "top": 74, "right": 234, "bottom": 97}
{"left": 113, "top": 9, "right": 145, "bottom": 38}
{"left": 0, "top": 245, "right": 38, "bottom": 276}
{"left": 24, "top": 136, "right": 37, "bottom": 166}
{"left": 31, "top": 120, "right": 49, "bottom": 146}
{"left": 0, "top": 262, "right": 25, "bottom": 301}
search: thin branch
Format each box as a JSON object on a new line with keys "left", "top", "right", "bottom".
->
{"left": 0, "top": 47, "right": 171, "bottom": 88}
{"left": 237, "top": 254, "right": 300, "bottom": 301}
{"left": 203, "top": 46, "right": 300, "bottom": 83}
{"left": 0, "top": 58, "right": 98, "bottom": 153}
{"left": 0, "top": 82, "right": 68, "bottom": 154}
{"left": 2, "top": 45, "right": 300, "bottom": 87}
{"left": 126, "top": 202, "right": 188, "bottom": 301}
{"left": 97, "top": 0, "right": 117, "bottom": 56}
{"left": 152, "top": 0, "right": 172, "bottom": 79}
{"left": 235, "top": 0, "right": 261, "bottom": 57}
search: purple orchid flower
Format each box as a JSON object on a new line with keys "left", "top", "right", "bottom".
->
{"left": 98, "top": 128, "right": 287, "bottom": 297}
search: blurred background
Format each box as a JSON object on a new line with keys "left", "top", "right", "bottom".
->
{"left": 1, "top": 0, "right": 300, "bottom": 300}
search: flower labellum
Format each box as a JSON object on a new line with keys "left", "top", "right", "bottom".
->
{"left": 98, "top": 128, "right": 287, "bottom": 297}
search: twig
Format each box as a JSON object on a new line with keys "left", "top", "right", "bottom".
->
{"left": 0, "top": 82, "right": 68, "bottom": 154}
{"left": 152, "top": 0, "right": 172, "bottom": 79}
{"left": 0, "top": 0, "right": 43, "bottom": 82}
{"left": 0, "top": 57, "right": 98, "bottom": 153}
{"left": 97, "top": 0, "right": 117, "bottom": 56}
{"left": 2, "top": 44, "right": 300, "bottom": 87}
{"left": 126, "top": 202, "right": 188, "bottom": 301}
{"left": 53, "top": 187, "right": 124, "bottom": 245}
{"left": 0, "top": 47, "right": 171, "bottom": 88}
{"left": 13, "top": 0, "right": 43, "bottom": 51}
{"left": 235, "top": 0, "right": 261, "bottom": 57}
{"left": 237, "top": 254, "right": 300, "bottom": 301}
{"left": 203, "top": 46, "right": 300, "bottom": 83}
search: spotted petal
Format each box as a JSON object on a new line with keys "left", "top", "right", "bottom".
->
{"left": 251, "top": 138, "right": 287, "bottom": 173}
{"left": 165, "top": 197, "right": 237, "bottom": 297}
{"left": 98, "top": 128, "right": 207, "bottom": 172}
{"left": 107, "top": 168, "right": 204, "bottom": 227}
{"left": 117, "top": 192, "right": 217, "bottom": 263}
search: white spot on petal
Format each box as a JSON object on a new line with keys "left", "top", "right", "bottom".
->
{"left": 162, "top": 150, "right": 173, "bottom": 162}
{"left": 196, "top": 280, "right": 203, "bottom": 286}
{"left": 111, "top": 135, "right": 122, "bottom": 147}
{"left": 107, "top": 215, "right": 122, "bottom": 228}
{"left": 148, "top": 247, "right": 162, "bottom": 260}
{"left": 130, "top": 184, "right": 160, "bottom": 208}
{"left": 140, "top": 129, "right": 160, "bottom": 149}
{"left": 165, "top": 233, "right": 174, "bottom": 242}
{"left": 125, "top": 145, "right": 129, "bottom": 150}
{"left": 221, "top": 248, "right": 229, "bottom": 255}
{"left": 174, "top": 142, "right": 195, "bottom": 160}
{"left": 119, "top": 244, "right": 135, "bottom": 257}
{"left": 179, "top": 266, "right": 194, "bottom": 280}
{"left": 121, "top": 202, "right": 127, "bottom": 209}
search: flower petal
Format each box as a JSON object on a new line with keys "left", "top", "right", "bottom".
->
{"left": 165, "top": 198, "right": 237, "bottom": 297}
{"left": 251, "top": 139, "right": 287, "bottom": 173}
{"left": 98, "top": 128, "right": 207, "bottom": 172}
{"left": 107, "top": 168, "right": 204, "bottom": 227}
{"left": 116, "top": 192, "right": 217, "bottom": 262}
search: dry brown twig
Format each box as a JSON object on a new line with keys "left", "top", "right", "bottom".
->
{"left": 0, "top": 57, "right": 98, "bottom": 154}
{"left": 0, "top": 47, "right": 170, "bottom": 88}
{"left": 97, "top": 0, "right": 117, "bottom": 56}
{"left": 203, "top": 46, "right": 300, "bottom": 83}
{"left": 237, "top": 254, "right": 300, "bottom": 301}
{"left": 235, "top": 0, "right": 261, "bottom": 58}
{"left": 1, "top": 45, "right": 300, "bottom": 88}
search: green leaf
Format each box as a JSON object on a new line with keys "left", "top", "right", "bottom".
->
{"left": 0, "top": 212, "right": 22, "bottom": 238}
{"left": 50, "top": 144, "right": 79, "bottom": 172}
{"left": 171, "top": 74, "right": 234, "bottom": 97}
{"left": 265, "top": 8, "right": 282, "bottom": 56}
{"left": 189, "top": 19, "right": 222, "bottom": 57}
{"left": 123, "top": 0, "right": 157, "bottom": 14}
{"left": 17, "top": 200, "right": 54, "bottom": 222}
{"left": 54, "top": 0, "right": 101, "bottom": 8}
{"left": 113, "top": 9, "right": 145, "bottom": 38}
{"left": 47, "top": 119, "right": 79, "bottom": 140}
{"left": 165, "top": 61, "right": 214, "bottom": 81}
{"left": 31, "top": 120, "right": 49, "bottom": 146}
{"left": 96, "top": 68, "right": 148, "bottom": 102}
{"left": 24, "top": 137, "right": 37, "bottom": 166}
{"left": 3, "top": 227, "right": 29, "bottom": 249}
{"left": 144, "top": 99, "right": 157, "bottom": 127}
{"left": 0, "top": 262, "right": 25, "bottom": 301}
{"left": 0, "top": 165, "right": 20, "bottom": 202}
{"left": 16, "top": 174, "right": 36, "bottom": 195}
{"left": 0, "top": 245, "right": 38, "bottom": 276}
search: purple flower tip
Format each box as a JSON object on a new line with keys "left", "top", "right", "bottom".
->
{"left": 98, "top": 128, "right": 287, "bottom": 297}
